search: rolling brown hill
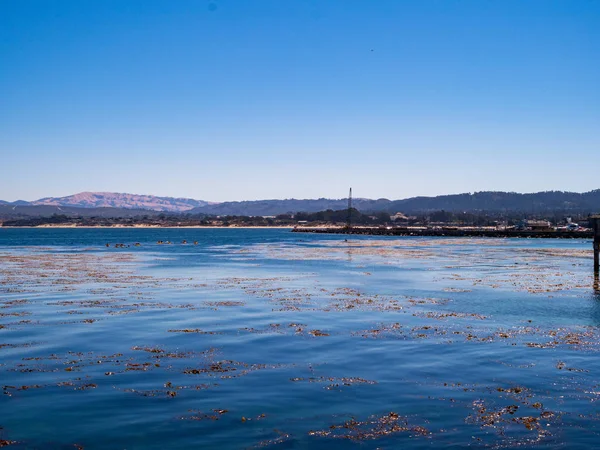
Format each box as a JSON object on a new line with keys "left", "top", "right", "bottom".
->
{"left": 31, "top": 192, "right": 210, "bottom": 212}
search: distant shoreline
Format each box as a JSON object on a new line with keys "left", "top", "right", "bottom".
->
{"left": 293, "top": 226, "right": 593, "bottom": 239}
{"left": 0, "top": 225, "right": 296, "bottom": 229}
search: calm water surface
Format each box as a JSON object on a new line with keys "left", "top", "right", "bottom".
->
{"left": 1, "top": 228, "right": 599, "bottom": 449}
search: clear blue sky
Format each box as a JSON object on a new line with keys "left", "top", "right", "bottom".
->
{"left": 1, "top": 0, "right": 599, "bottom": 202}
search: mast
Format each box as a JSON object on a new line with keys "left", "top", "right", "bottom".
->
{"left": 346, "top": 187, "right": 352, "bottom": 229}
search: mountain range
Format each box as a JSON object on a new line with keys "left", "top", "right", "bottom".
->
{"left": 186, "top": 190, "right": 600, "bottom": 216}
{"left": 1, "top": 190, "right": 600, "bottom": 218}
{"left": 1, "top": 192, "right": 210, "bottom": 212}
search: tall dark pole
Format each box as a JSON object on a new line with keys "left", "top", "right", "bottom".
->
{"left": 592, "top": 215, "right": 600, "bottom": 275}
{"left": 347, "top": 187, "right": 352, "bottom": 230}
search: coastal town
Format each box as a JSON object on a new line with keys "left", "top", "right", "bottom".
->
{"left": 0, "top": 207, "right": 594, "bottom": 236}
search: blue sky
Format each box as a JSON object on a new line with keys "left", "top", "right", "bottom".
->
{"left": 1, "top": 0, "right": 599, "bottom": 202}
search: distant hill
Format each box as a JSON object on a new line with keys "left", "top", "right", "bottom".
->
{"left": 29, "top": 192, "right": 210, "bottom": 212}
{"left": 0, "top": 205, "right": 165, "bottom": 220}
{"left": 2, "top": 189, "right": 600, "bottom": 218}
{"left": 189, "top": 190, "right": 600, "bottom": 216}
{"left": 188, "top": 198, "right": 393, "bottom": 216}
{"left": 385, "top": 190, "right": 600, "bottom": 214}
{"left": 0, "top": 200, "right": 30, "bottom": 206}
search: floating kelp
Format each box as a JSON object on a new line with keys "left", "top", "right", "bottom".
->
{"left": 308, "top": 412, "right": 430, "bottom": 440}
{"left": 2, "top": 236, "right": 600, "bottom": 448}
{"left": 290, "top": 376, "right": 376, "bottom": 390}
{"left": 180, "top": 409, "right": 229, "bottom": 421}
{"left": 465, "top": 398, "right": 557, "bottom": 446}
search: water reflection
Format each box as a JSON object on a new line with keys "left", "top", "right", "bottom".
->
{"left": 345, "top": 238, "right": 353, "bottom": 262}
{"left": 5, "top": 232, "right": 600, "bottom": 449}
{"left": 589, "top": 273, "right": 600, "bottom": 327}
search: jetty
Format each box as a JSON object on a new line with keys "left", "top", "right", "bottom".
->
{"left": 292, "top": 227, "right": 593, "bottom": 239}
{"left": 591, "top": 215, "right": 600, "bottom": 274}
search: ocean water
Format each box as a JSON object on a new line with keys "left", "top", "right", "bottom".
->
{"left": 1, "top": 228, "right": 600, "bottom": 449}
